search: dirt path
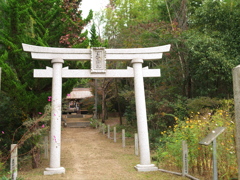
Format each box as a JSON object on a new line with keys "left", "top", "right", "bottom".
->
{"left": 19, "top": 117, "right": 187, "bottom": 180}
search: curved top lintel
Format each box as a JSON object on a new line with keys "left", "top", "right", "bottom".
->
{"left": 22, "top": 43, "right": 171, "bottom": 54}
{"left": 22, "top": 43, "right": 171, "bottom": 61}
{"left": 22, "top": 43, "right": 90, "bottom": 54}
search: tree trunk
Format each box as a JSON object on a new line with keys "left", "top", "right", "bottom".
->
{"left": 101, "top": 78, "right": 113, "bottom": 123}
{"left": 115, "top": 79, "right": 122, "bottom": 125}
{"left": 102, "top": 88, "right": 106, "bottom": 123}
{"left": 32, "top": 146, "right": 41, "bottom": 168}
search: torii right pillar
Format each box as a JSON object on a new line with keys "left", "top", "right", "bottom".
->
{"left": 132, "top": 58, "right": 158, "bottom": 172}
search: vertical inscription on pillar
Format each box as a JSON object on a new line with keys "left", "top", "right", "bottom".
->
{"left": 91, "top": 47, "right": 106, "bottom": 74}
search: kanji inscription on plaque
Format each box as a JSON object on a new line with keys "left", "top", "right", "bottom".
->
{"left": 91, "top": 47, "right": 106, "bottom": 74}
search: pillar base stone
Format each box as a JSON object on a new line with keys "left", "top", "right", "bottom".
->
{"left": 134, "top": 164, "right": 158, "bottom": 172}
{"left": 44, "top": 167, "right": 65, "bottom": 175}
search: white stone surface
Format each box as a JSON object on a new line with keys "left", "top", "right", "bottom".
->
{"left": 108, "top": 125, "right": 110, "bottom": 139}
{"left": 31, "top": 53, "right": 90, "bottom": 60}
{"left": 122, "top": 129, "right": 125, "bottom": 148}
{"left": 134, "top": 164, "right": 158, "bottom": 172}
{"left": 106, "top": 45, "right": 171, "bottom": 53}
{"left": 34, "top": 67, "right": 160, "bottom": 78}
{"left": 106, "top": 53, "right": 163, "bottom": 60}
{"left": 34, "top": 67, "right": 53, "bottom": 77}
{"left": 44, "top": 167, "right": 65, "bottom": 175}
{"left": 22, "top": 43, "right": 89, "bottom": 53}
{"left": 114, "top": 126, "right": 117, "bottom": 143}
{"left": 30, "top": 52, "right": 164, "bottom": 60}
{"left": 91, "top": 47, "right": 106, "bottom": 73}
{"left": 22, "top": 43, "right": 171, "bottom": 61}
{"left": 132, "top": 58, "right": 158, "bottom": 170}
{"left": 44, "top": 58, "right": 65, "bottom": 175}
{"left": 22, "top": 43, "right": 170, "bottom": 54}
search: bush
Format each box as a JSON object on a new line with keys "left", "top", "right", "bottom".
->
{"left": 157, "top": 101, "right": 237, "bottom": 179}
{"left": 90, "top": 118, "right": 101, "bottom": 128}
{"left": 187, "top": 96, "right": 221, "bottom": 113}
{"left": 0, "top": 151, "right": 5, "bottom": 176}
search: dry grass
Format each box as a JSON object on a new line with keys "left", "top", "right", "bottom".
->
{"left": 18, "top": 117, "right": 188, "bottom": 180}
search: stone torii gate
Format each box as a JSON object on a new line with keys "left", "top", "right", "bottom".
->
{"left": 22, "top": 43, "right": 171, "bottom": 175}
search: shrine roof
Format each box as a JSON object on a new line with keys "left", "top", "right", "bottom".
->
{"left": 65, "top": 88, "right": 93, "bottom": 99}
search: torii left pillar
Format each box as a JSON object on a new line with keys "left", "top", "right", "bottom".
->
{"left": 44, "top": 58, "right": 65, "bottom": 175}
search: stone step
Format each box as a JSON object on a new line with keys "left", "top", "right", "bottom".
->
{"left": 66, "top": 114, "right": 84, "bottom": 118}
{"left": 66, "top": 121, "right": 90, "bottom": 128}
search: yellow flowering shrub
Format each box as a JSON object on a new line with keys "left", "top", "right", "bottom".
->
{"left": 157, "top": 106, "right": 237, "bottom": 179}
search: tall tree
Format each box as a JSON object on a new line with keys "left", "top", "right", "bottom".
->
{"left": 185, "top": 0, "right": 240, "bottom": 97}
{"left": 90, "top": 23, "right": 102, "bottom": 47}
{"left": 104, "top": 0, "right": 164, "bottom": 48}
{"left": 0, "top": 0, "right": 92, "bottom": 168}
{"left": 60, "top": 0, "right": 93, "bottom": 48}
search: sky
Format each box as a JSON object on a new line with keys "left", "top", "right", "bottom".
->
{"left": 81, "top": 0, "right": 109, "bottom": 18}
{"left": 80, "top": 0, "right": 109, "bottom": 36}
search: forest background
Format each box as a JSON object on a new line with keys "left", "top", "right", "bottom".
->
{"left": 0, "top": 0, "right": 239, "bottom": 179}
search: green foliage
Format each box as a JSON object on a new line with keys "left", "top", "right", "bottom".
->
{"left": 113, "top": 124, "right": 136, "bottom": 138}
{"left": 125, "top": 131, "right": 132, "bottom": 138}
{"left": 187, "top": 97, "right": 220, "bottom": 113}
{"left": 0, "top": 0, "right": 92, "bottom": 169}
{"left": 0, "top": 151, "right": 5, "bottom": 177}
{"left": 59, "top": 0, "right": 92, "bottom": 47}
{"left": 0, "top": 92, "right": 27, "bottom": 155}
{"left": 0, "top": 100, "right": 51, "bottom": 172}
{"left": 102, "top": 0, "right": 240, "bottom": 99}
{"left": 0, "top": 175, "right": 9, "bottom": 180}
{"left": 101, "top": 5, "right": 240, "bottom": 174}
{"left": 0, "top": 0, "right": 92, "bottom": 117}
{"left": 104, "top": 0, "right": 169, "bottom": 48}
{"left": 119, "top": 89, "right": 136, "bottom": 125}
{"left": 89, "top": 118, "right": 101, "bottom": 128}
{"left": 90, "top": 23, "right": 102, "bottom": 47}
{"left": 157, "top": 100, "right": 237, "bottom": 179}
{"left": 0, "top": 174, "right": 24, "bottom": 180}
{"left": 183, "top": 0, "right": 240, "bottom": 97}
{"left": 100, "top": 1, "right": 240, "bottom": 178}
{"left": 185, "top": 32, "right": 235, "bottom": 97}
